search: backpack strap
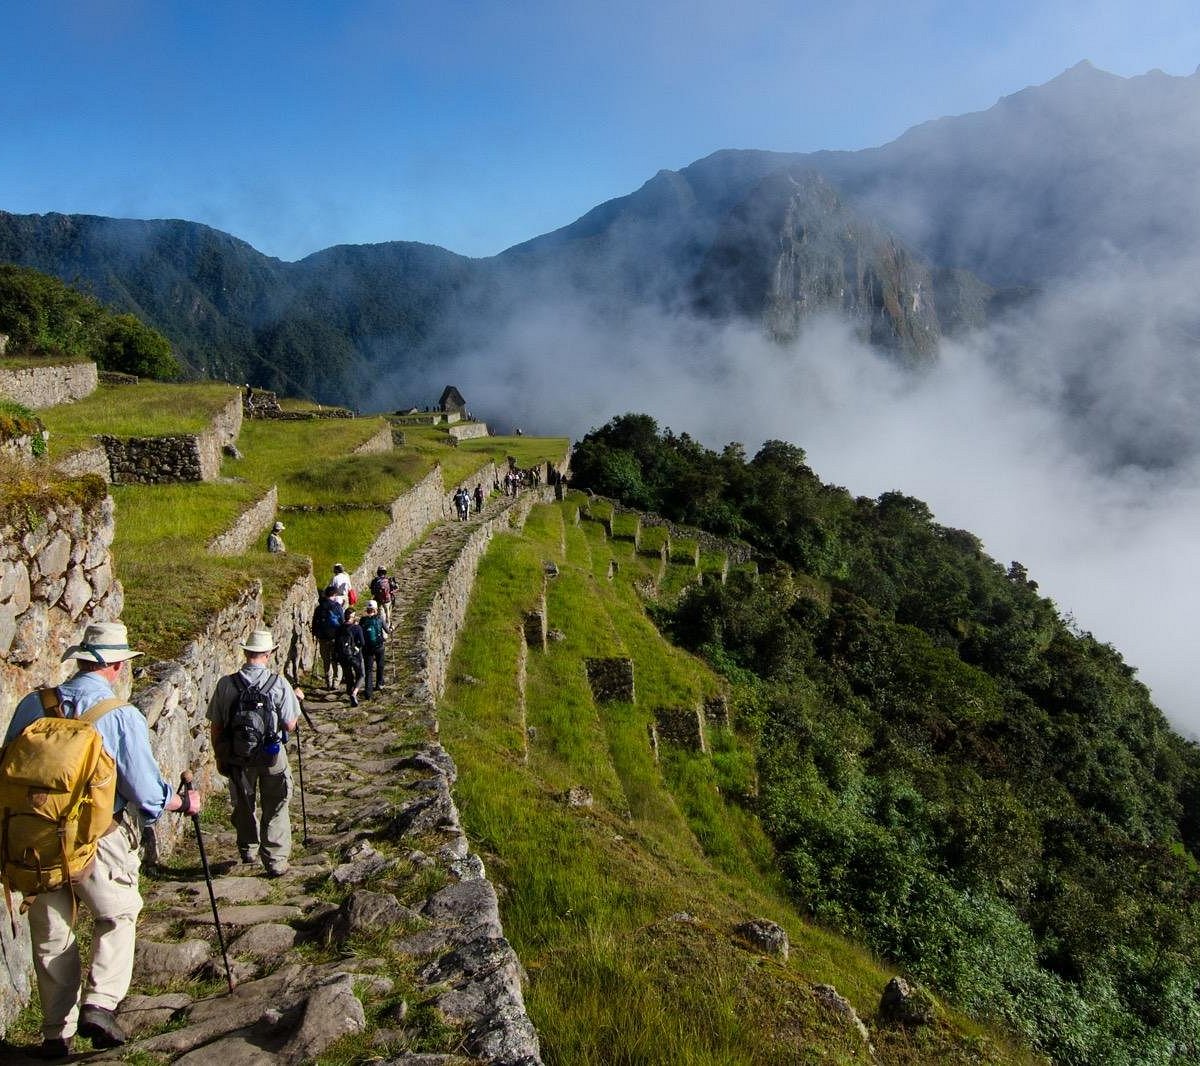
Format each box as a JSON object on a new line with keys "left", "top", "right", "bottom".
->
{"left": 80, "top": 697, "right": 127, "bottom": 725}
{"left": 38, "top": 688, "right": 63, "bottom": 717}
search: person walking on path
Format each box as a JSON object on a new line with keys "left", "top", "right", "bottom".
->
{"left": 206, "top": 629, "right": 302, "bottom": 879}
{"left": 474, "top": 483, "right": 484, "bottom": 514}
{"left": 328, "top": 562, "right": 354, "bottom": 604}
{"left": 311, "top": 585, "right": 344, "bottom": 689}
{"left": 3, "top": 621, "right": 201, "bottom": 1058}
{"left": 360, "top": 600, "right": 389, "bottom": 699}
{"left": 369, "top": 566, "right": 395, "bottom": 628}
{"left": 266, "top": 520, "right": 286, "bottom": 553}
{"left": 335, "top": 608, "right": 366, "bottom": 706}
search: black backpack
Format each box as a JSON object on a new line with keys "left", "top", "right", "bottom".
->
{"left": 335, "top": 626, "right": 360, "bottom": 667}
{"left": 228, "top": 673, "right": 282, "bottom": 765}
{"left": 313, "top": 599, "right": 343, "bottom": 640}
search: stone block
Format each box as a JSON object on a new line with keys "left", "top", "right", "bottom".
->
{"left": 653, "top": 706, "right": 707, "bottom": 752}
{"left": 585, "top": 657, "right": 634, "bottom": 703}
{"left": 523, "top": 609, "right": 547, "bottom": 651}
{"left": 733, "top": 918, "right": 789, "bottom": 961}
{"left": 9, "top": 602, "right": 48, "bottom": 664}
{"left": 62, "top": 564, "right": 93, "bottom": 619}
{"left": 704, "top": 693, "right": 730, "bottom": 729}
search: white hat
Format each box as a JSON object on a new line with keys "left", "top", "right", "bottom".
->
{"left": 366, "top": 600, "right": 378, "bottom": 611}
{"left": 240, "top": 628, "right": 277, "bottom": 654}
{"left": 62, "top": 620, "right": 143, "bottom": 665}
{"left": 272, "top": 520, "right": 285, "bottom": 532}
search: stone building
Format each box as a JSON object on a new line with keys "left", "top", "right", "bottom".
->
{"left": 439, "top": 385, "right": 467, "bottom": 417}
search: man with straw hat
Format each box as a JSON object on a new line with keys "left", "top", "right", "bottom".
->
{"left": 207, "top": 628, "right": 302, "bottom": 880}
{"left": 3, "top": 620, "right": 201, "bottom": 1059}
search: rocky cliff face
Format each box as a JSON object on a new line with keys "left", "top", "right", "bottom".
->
{"left": 694, "top": 172, "right": 940, "bottom": 361}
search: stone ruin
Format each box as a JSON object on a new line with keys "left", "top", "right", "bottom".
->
{"left": 653, "top": 706, "right": 708, "bottom": 753}
{"left": 584, "top": 657, "right": 634, "bottom": 703}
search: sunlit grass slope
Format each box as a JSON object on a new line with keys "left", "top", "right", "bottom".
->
{"left": 40, "top": 381, "right": 238, "bottom": 457}
{"left": 438, "top": 500, "right": 1038, "bottom": 1065}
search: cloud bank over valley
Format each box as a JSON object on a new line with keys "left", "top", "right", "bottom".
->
{"left": 441, "top": 253, "right": 1200, "bottom": 734}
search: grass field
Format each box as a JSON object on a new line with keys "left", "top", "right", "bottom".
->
{"left": 437, "top": 500, "right": 1036, "bottom": 1065}
{"left": 40, "top": 382, "right": 238, "bottom": 456}
{"left": 110, "top": 481, "right": 309, "bottom": 662}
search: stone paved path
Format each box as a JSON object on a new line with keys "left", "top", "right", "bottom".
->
{"left": 6, "top": 489, "right": 542, "bottom": 1064}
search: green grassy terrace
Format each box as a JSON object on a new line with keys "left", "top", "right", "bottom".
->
{"left": 34, "top": 381, "right": 568, "bottom": 664}
{"left": 437, "top": 496, "right": 1038, "bottom": 1064}
{"left": 39, "top": 381, "right": 239, "bottom": 457}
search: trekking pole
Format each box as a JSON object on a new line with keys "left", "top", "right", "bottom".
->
{"left": 179, "top": 771, "right": 236, "bottom": 993}
{"left": 293, "top": 713, "right": 310, "bottom": 846}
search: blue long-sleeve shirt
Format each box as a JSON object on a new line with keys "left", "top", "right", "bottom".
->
{"left": 4, "top": 672, "right": 173, "bottom": 823}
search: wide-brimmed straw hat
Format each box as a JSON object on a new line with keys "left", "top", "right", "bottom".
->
{"left": 272, "top": 520, "right": 286, "bottom": 532}
{"left": 62, "top": 621, "right": 143, "bottom": 665}
{"left": 240, "top": 628, "right": 277, "bottom": 654}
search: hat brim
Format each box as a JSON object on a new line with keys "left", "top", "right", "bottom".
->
{"left": 62, "top": 645, "right": 143, "bottom": 665}
{"left": 241, "top": 640, "right": 278, "bottom": 653}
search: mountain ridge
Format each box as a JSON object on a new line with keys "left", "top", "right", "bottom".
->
{"left": 2, "top": 61, "right": 1196, "bottom": 414}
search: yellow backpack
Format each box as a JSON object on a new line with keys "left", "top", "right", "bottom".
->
{"left": 0, "top": 689, "right": 122, "bottom": 928}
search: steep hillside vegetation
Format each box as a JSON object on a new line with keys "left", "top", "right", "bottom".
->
{"left": 0, "top": 263, "right": 178, "bottom": 378}
{"left": 438, "top": 496, "right": 1040, "bottom": 1064}
{"left": 570, "top": 414, "right": 1200, "bottom": 1065}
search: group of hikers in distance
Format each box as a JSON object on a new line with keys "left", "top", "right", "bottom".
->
{"left": 311, "top": 564, "right": 394, "bottom": 707}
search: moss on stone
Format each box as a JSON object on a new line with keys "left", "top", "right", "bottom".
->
{"left": 0, "top": 453, "right": 107, "bottom": 529}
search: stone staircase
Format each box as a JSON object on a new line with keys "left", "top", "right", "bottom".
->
{"left": 6, "top": 490, "right": 543, "bottom": 1064}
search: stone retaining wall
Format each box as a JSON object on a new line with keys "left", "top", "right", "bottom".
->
{"left": 0, "top": 488, "right": 124, "bottom": 1034}
{"left": 207, "top": 486, "right": 278, "bottom": 556}
{"left": 351, "top": 423, "right": 394, "bottom": 455}
{"left": 101, "top": 393, "right": 242, "bottom": 485}
{"left": 54, "top": 445, "right": 111, "bottom": 481}
{"left": 638, "top": 511, "right": 752, "bottom": 565}
{"left": 0, "top": 361, "right": 98, "bottom": 409}
{"left": 348, "top": 460, "right": 501, "bottom": 599}
{"left": 585, "top": 657, "right": 635, "bottom": 703}
{"left": 447, "top": 422, "right": 489, "bottom": 441}
{"left": 349, "top": 467, "right": 447, "bottom": 595}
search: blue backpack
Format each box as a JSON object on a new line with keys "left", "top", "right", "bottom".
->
{"left": 313, "top": 599, "right": 343, "bottom": 640}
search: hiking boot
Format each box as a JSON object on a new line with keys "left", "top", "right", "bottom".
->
{"left": 349, "top": 691, "right": 359, "bottom": 707}
{"left": 79, "top": 1004, "right": 126, "bottom": 1048}
{"left": 265, "top": 863, "right": 289, "bottom": 879}
{"left": 32, "top": 1037, "right": 73, "bottom": 1060}
{"left": 239, "top": 850, "right": 255, "bottom": 864}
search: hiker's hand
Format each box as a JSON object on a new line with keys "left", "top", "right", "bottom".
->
{"left": 294, "top": 686, "right": 305, "bottom": 702}
{"left": 166, "top": 787, "right": 200, "bottom": 816}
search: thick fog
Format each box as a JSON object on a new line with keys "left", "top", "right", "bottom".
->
{"left": 437, "top": 258, "right": 1200, "bottom": 735}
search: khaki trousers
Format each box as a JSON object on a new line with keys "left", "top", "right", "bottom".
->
{"left": 27, "top": 813, "right": 143, "bottom": 1040}
{"left": 227, "top": 760, "right": 292, "bottom": 872}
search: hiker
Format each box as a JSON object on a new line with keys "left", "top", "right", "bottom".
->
{"left": 311, "top": 585, "right": 344, "bottom": 689}
{"left": 454, "top": 486, "right": 470, "bottom": 521}
{"left": 266, "top": 520, "right": 286, "bottom": 553}
{"left": 2, "top": 621, "right": 201, "bottom": 1058}
{"left": 329, "top": 562, "right": 354, "bottom": 605}
{"left": 369, "top": 566, "right": 396, "bottom": 627}
{"left": 474, "top": 483, "right": 484, "bottom": 514}
{"left": 207, "top": 628, "right": 302, "bottom": 879}
{"left": 335, "top": 608, "right": 366, "bottom": 706}
{"left": 361, "top": 600, "right": 389, "bottom": 699}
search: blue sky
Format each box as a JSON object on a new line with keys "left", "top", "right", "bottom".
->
{"left": 2, "top": 1, "right": 1197, "bottom": 261}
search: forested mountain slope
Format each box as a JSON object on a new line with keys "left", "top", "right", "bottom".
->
{"left": 571, "top": 413, "right": 1200, "bottom": 1065}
